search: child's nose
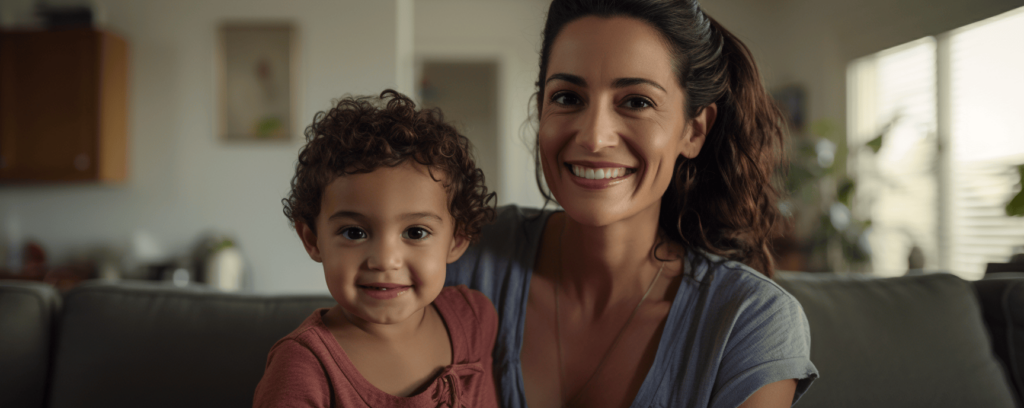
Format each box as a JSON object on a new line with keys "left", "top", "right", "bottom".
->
{"left": 366, "top": 238, "right": 403, "bottom": 271}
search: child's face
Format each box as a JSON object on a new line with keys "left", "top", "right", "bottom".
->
{"left": 297, "top": 161, "right": 469, "bottom": 325}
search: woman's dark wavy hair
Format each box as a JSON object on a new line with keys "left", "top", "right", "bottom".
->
{"left": 535, "top": 0, "right": 788, "bottom": 277}
{"left": 283, "top": 89, "right": 496, "bottom": 242}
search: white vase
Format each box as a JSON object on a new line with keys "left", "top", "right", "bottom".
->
{"left": 205, "top": 247, "right": 244, "bottom": 292}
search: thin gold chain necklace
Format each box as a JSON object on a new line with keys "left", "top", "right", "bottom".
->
{"left": 553, "top": 224, "right": 666, "bottom": 407}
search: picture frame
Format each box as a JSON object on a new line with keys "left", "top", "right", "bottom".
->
{"left": 216, "top": 22, "right": 297, "bottom": 142}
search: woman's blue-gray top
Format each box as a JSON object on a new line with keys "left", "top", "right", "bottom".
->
{"left": 446, "top": 205, "right": 818, "bottom": 408}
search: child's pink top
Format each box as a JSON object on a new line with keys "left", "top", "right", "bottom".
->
{"left": 253, "top": 285, "right": 499, "bottom": 408}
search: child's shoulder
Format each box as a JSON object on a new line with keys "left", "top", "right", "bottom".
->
{"left": 435, "top": 285, "right": 498, "bottom": 359}
{"left": 264, "top": 309, "right": 334, "bottom": 359}
{"left": 279, "top": 308, "right": 331, "bottom": 342}
{"left": 436, "top": 285, "right": 495, "bottom": 318}
{"left": 254, "top": 310, "right": 337, "bottom": 407}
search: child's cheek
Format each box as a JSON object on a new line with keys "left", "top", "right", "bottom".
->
{"left": 410, "top": 250, "right": 446, "bottom": 293}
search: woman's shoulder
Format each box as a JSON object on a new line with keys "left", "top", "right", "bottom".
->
{"left": 685, "top": 251, "right": 812, "bottom": 351}
{"left": 690, "top": 250, "right": 804, "bottom": 313}
{"left": 680, "top": 252, "right": 818, "bottom": 407}
{"left": 445, "top": 205, "right": 556, "bottom": 300}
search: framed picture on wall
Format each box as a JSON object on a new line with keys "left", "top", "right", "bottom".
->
{"left": 217, "top": 22, "right": 296, "bottom": 141}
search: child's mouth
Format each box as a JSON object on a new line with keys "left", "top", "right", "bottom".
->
{"left": 358, "top": 283, "right": 412, "bottom": 300}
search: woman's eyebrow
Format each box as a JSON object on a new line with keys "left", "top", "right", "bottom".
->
{"left": 546, "top": 73, "right": 586, "bottom": 87}
{"left": 612, "top": 77, "right": 666, "bottom": 92}
{"left": 546, "top": 73, "right": 666, "bottom": 93}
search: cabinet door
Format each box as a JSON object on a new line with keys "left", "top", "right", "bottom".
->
{"left": 0, "top": 30, "right": 100, "bottom": 181}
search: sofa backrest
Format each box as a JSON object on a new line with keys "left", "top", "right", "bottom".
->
{"left": 47, "top": 281, "right": 334, "bottom": 408}
{"left": 0, "top": 280, "right": 61, "bottom": 408}
{"left": 776, "top": 273, "right": 1018, "bottom": 408}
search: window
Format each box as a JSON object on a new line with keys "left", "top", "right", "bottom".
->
{"left": 848, "top": 7, "right": 1024, "bottom": 279}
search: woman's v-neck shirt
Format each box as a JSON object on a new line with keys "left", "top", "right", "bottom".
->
{"left": 445, "top": 205, "right": 818, "bottom": 408}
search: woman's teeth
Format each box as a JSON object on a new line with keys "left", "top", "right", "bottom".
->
{"left": 571, "top": 165, "right": 630, "bottom": 180}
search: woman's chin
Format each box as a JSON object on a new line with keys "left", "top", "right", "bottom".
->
{"left": 556, "top": 192, "right": 664, "bottom": 229}
{"left": 559, "top": 200, "right": 628, "bottom": 228}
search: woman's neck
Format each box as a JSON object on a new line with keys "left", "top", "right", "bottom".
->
{"left": 555, "top": 203, "right": 678, "bottom": 316}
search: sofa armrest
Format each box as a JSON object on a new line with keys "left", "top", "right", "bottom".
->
{"left": 974, "top": 273, "right": 1024, "bottom": 405}
{"left": 0, "top": 280, "right": 61, "bottom": 408}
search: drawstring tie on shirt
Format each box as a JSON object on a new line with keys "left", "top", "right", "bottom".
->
{"left": 431, "top": 363, "right": 483, "bottom": 407}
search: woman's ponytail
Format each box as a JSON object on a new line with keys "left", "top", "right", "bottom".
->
{"left": 657, "top": 14, "right": 788, "bottom": 278}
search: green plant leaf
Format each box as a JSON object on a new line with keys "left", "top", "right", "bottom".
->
{"left": 866, "top": 134, "right": 883, "bottom": 153}
{"left": 810, "top": 119, "right": 837, "bottom": 139}
{"left": 1007, "top": 164, "right": 1024, "bottom": 217}
{"left": 255, "top": 117, "right": 283, "bottom": 139}
{"left": 838, "top": 179, "right": 856, "bottom": 206}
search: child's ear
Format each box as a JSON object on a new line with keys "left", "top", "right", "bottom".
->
{"left": 296, "top": 221, "right": 323, "bottom": 263}
{"left": 446, "top": 233, "right": 471, "bottom": 264}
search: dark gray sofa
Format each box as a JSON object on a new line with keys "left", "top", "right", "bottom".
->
{"left": 2, "top": 273, "right": 1022, "bottom": 408}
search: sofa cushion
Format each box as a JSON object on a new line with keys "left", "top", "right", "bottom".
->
{"left": 974, "top": 273, "right": 1024, "bottom": 403}
{"left": 776, "top": 273, "right": 1016, "bottom": 408}
{"left": 48, "top": 280, "right": 334, "bottom": 408}
{"left": 0, "top": 280, "right": 61, "bottom": 408}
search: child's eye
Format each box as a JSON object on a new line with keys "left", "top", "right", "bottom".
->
{"left": 340, "top": 227, "right": 368, "bottom": 241}
{"left": 402, "top": 227, "right": 431, "bottom": 240}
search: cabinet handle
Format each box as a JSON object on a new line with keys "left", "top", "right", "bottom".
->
{"left": 74, "top": 154, "right": 90, "bottom": 171}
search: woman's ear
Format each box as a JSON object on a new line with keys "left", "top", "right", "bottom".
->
{"left": 446, "top": 233, "right": 471, "bottom": 264}
{"left": 296, "top": 221, "right": 323, "bottom": 263}
{"left": 680, "top": 102, "right": 717, "bottom": 158}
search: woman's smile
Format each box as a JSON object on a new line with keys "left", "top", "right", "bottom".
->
{"left": 564, "top": 161, "right": 638, "bottom": 189}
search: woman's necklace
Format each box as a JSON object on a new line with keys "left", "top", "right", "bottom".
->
{"left": 554, "top": 224, "right": 666, "bottom": 407}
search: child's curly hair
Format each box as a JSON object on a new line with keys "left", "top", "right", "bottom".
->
{"left": 283, "top": 89, "right": 496, "bottom": 242}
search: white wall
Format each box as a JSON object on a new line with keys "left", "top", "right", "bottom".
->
{"left": 414, "top": 0, "right": 550, "bottom": 209}
{"left": 0, "top": 0, "right": 411, "bottom": 293}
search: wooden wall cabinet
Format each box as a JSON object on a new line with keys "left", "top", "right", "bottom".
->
{"left": 0, "top": 29, "right": 128, "bottom": 183}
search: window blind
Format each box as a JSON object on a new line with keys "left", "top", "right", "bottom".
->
{"left": 947, "top": 8, "right": 1024, "bottom": 279}
{"left": 848, "top": 6, "right": 1024, "bottom": 279}
{"left": 848, "top": 38, "right": 939, "bottom": 277}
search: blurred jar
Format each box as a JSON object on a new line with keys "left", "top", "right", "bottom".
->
{"left": 203, "top": 239, "right": 244, "bottom": 292}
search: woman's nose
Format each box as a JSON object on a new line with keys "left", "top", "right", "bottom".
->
{"left": 575, "top": 103, "right": 619, "bottom": 152}
{"left": 366, "top": 237, "right": 403, "bottom": 271}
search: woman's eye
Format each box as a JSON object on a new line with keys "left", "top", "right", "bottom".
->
{"left": 402, "top": 227, "right": 431, "bottom": 240}
{"left": 622, "top": 96, "right": 654, "bottom": 110}
{"left": 551, "top": 92, "right": 582, "bottom": 106}
{"left": 340, "top": 227, "right": 367, "bottom": 240}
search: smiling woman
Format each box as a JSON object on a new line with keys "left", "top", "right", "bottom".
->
{"left": 446, "top": 0, "right": 818, "bottom": 407}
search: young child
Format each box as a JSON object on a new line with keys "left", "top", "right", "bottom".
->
{"left": 254, "top": 90, "right": 498, "bottom": 407}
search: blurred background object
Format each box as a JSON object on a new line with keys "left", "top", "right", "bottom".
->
{"left": 1, "top": 0, "right": 1023, "bottom": 293}
{"left": 218, "top": 22, "right": 295, "bottom": 142}
{"left": 194, "top": 234, "right": 245, "bottom": 292}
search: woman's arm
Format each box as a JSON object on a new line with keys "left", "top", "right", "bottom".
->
{"left": 738, "top": 379, "right": 798, "bottom": 408}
